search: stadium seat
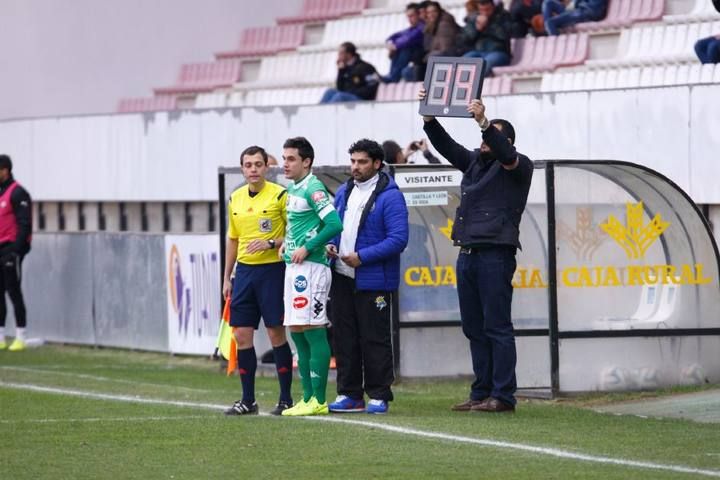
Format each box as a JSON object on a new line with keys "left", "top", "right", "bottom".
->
{"left": 376, "top": 81, "right": 422, "bottom": 101}
{"left": 252, "top": 48, "right": 388, "bottom": 88}
{"left": 376, "top": 76, "right": 510, "bottom": 102}
{"left": 542, "top": 61, "right": 719, "bottom": 93}
{"left": 227, "top": 91, "right": 245, "bottom": 107}
{"left": 687, "top": 63, "right": 702, "bottom": 84}
{"left": 576, "top": 0, "right": 664, "bottom": 32}
{"left": 194, "top": 93, "right": 229, "bottom": 109}
{"left": 117, "top": 95, "right": 177, "bottom": 113}
{"left": 154, "top": 61, "right": 242, "bottom": 95}
{"left": 586, "top": 21, "right": 718, "bottom": 69}
{"left": 252, "top": 50, "right": 336, "bottom": 86}
{"left": 493, "top": 33, "right": 589, "bottom": 75}
{"left": 216, "top": 25, "right": 304, "bottom": 59}
{"left": 277, "top": 0, "right": 368, "bottom": 25}
{"left": 663, "top": 0, "right": 720, "bottom": 24}
{"left": 362, "top": 0, "right": 465, "bottom": 16}
{"left": 301, "top": 12, "right": 406, "bottom": 50}
{"left": 594, "top": 281, "right": 665, "bottom": 330}
{"left": 240, "top": 87, "right": 327, "bottom": 106}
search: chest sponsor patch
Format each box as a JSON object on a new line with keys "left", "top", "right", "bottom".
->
{"left": 259, "top": 218, "right": 272, "bottom": 232}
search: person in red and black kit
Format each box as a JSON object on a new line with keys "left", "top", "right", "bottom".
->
{"left": 419, "top": 89, "right": 533, "bottom": 413}
{"left": 0, "top": 155, "right": 32, "bottom": 352}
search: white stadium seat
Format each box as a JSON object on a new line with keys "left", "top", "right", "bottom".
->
{"left": 663, "top": 0, "right": 720, "bottom": 23}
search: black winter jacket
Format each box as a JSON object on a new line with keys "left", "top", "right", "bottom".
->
{"left": 336, "top": 55, "right": 379, "bottom": 100}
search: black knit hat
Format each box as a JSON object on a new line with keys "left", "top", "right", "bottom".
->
{"left": 0, "top": 155, "right": 12, "bottom": 172}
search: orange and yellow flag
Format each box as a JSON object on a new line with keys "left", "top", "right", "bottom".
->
{"left": 216, "top": 296, "right": 237, "bottom": 376}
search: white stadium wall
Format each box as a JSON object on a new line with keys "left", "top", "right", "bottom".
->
{"left": 1, "top": 85, "right": 719, "bottom": 205}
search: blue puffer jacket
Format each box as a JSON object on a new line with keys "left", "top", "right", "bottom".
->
{"left": 331, "top": 171, "right": 409, "bottom": 291}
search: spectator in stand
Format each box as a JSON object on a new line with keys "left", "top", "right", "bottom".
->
{"left": 320, "top": 42, "right": 380, "bottom": 104}
{"left": 382, "top": 3, "right": 426, "bottom": 83}
{"left": 459, "top": 0, "right": 513, "bottom": 75}
{"left": 383, "top": 139, "right": 442, "bottom": 164}
{"left": 418, "top": 0, "right": 432, "bottom": 22}
{"left": 542, "top": 0, "right": 608, "bottom": 36}
{"left": 403, "top": 1, "right": 461, "bottom": 81}
{"left": 509, "top": 0, "right": 545, "bottom": 38}
{"left": 695, "top": 0, "right": 720, "bottom": 64}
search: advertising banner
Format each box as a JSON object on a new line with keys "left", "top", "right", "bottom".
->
{"left": 165, "top": 235, "right": 221, "bottom": 355}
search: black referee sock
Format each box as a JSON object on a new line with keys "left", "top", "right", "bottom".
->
{"left": 273, "top": 342, "right": 293, "bottom": 404}
{"left": 237, "top": 347, "right": 257, "bottom": 405}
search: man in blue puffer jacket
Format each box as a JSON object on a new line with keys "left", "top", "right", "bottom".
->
{"left": 326, "top": 139, "right": 409, "bottom": 415}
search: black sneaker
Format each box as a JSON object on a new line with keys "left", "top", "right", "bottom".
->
{"left": 224, "top": 400, "right": 258, "bottom": 416}
{"left": 269, "top": 400, "right": 293, "bottom": 416}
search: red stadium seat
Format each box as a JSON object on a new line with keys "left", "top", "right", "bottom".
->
{"left": 277, "top": 0, "right": 368, "bottom": 25}
{"left": 576, "top": 0, "right": 664, "bottom": 32}
{"left": 376, "top": 77, "right": 511, "bottom": 102}
{"left": 154, "top": 61, "right": 242, "bottom": 95}
{"left": 494, "top": 33, "right": 588, "bottom": 75}
{"left": 216, "top": 25, "right": 304, "bottom": 59}
{"left": 117, "top": 95, "right": 177, "bottom": 113}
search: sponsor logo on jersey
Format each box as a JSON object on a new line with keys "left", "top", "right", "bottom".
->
{"left": 311, "top": 191, "right": 327, "bottom": 203}
{"left": 311, "top": 190, "right": 330, "bottom": 208}
{"left": 293, "top": 296, "right": 308, "bottom": 309}
{"left": 294, "top": 275, "right": 308, "bottom": 292}
{"left": 259, "top": 218, "right": 272, "bottom": 232}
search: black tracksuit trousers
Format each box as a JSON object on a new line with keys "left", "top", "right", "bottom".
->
{"left": 330, "top": 271, "right": 395, "bottom": 402}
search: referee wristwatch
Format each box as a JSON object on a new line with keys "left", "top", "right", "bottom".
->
{"left": 267, "top": 239, "right": 276, "bottom": 249}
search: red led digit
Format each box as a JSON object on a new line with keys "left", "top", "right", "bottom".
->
{"left": 450, "top": 64, "right": 477, "bottom": 106}
{"left": 427, "top": 63, "right": 454, "bottom": 106}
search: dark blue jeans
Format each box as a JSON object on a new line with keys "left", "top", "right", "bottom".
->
{"left": 384, "top": 46, "right": 424, "bottom": 83}
{"left": 695, "top": 36, "right": 720, "bottom": 64}
{"left": 320, "top": 89, "right": 362, "bottom": 104}
{"left": 456, "top": 245, "right": 517, "bottom": 406}
{"left": 462, "top": 50, "right": 511, "bottom": 76}
{"left": 543, "top": 0, "right": 592, "bottom": 35}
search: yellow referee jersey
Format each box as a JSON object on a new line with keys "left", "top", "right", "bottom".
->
{"left": 227, "top": 181, "right": 287, "bottom": 265}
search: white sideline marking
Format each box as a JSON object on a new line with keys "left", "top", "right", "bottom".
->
{"left": 308, "top": 416, "right": 720, "bottom": 478}
{"left": 2, "top": 381, "right": 720, "bottom": 478}
{"left": 0, "top": 382, "right": 227, "bottom": 410}
{"left": 0, "top": 366, "right": 213, "bottom": 393}
{"left": 0, "top": 415, "right": 207, "bottom": 425}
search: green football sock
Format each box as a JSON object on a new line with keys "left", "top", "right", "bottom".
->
{"left": 304, "top": 327, "right": 331, "bottom": 404}
{"left": 290, "top": 331, "right": 313, "bottom": 402}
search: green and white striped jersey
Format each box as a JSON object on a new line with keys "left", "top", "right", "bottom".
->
{"left": 284, "top": 173, "right": 336, "bottom": 266}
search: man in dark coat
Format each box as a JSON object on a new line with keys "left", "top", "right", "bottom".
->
{"left": 320, "top": 42, "right": 379, "bottom": 103}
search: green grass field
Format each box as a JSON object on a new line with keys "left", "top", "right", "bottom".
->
{"left": 2, "top": 345, "right": 719, "bottom": 479}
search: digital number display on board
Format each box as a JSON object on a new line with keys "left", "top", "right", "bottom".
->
{"left": 419, "top": 57, "right": 486, "bottom": 118}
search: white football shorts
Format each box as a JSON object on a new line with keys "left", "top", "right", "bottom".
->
{"left": 283, "top": 261, "right": 331, "bottom": 326}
